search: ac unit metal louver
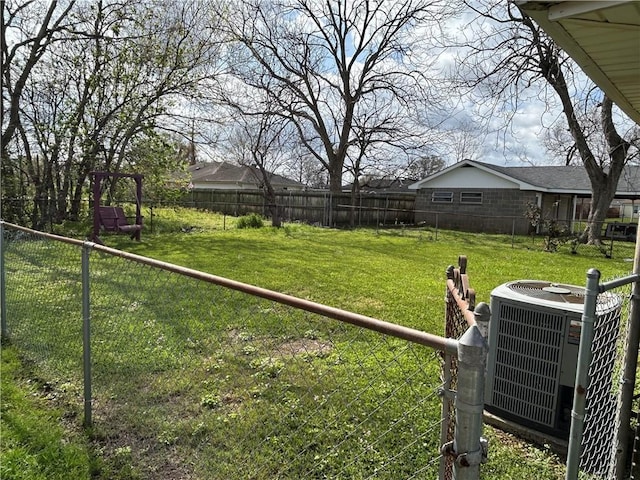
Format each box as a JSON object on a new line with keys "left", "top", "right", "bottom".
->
{"left": 485, "top": 280, "right": 621, "bottom": 437}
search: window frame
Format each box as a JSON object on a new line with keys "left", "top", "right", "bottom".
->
{"left": 460, "top": 191, "right": 483, "bottom": 204}
{"left": 431, "top": 191, "right": 454, "bottom": 203}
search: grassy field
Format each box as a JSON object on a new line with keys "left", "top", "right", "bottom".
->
{"left": 2, "top": 207, "right": 636, "bottom": 479}
{"left": 107, "top": 208, "right": 634, "bottom": 326}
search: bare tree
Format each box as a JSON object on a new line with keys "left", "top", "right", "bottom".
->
{"left": 218, "top": 0, "right": 452, "bottom": 195}
{"left": 283, "top": 139, "right": 328, "bottom": 188}
{"left": 223, "top": 107, "right": 296, "bottom": 227}
{"left": 404, "top": 154, "right": 445, "bottom": 180}
{"left": 445, "top": 119, "right": 483, "bottom": 164}
{"left": 455, "top": 0, "right": 638, "bottom": 244}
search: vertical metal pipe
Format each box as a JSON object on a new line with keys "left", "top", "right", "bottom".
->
{"left": 566, "top": 268, "right": 601, "bottom": 479}
{"left": 453, "top": 302, "right": 490, "bottom": 480}
{"left": 92, "top": 173, "right": 101, "bottom": 242}
{"left": 135, "top": 176, "right": 142, "bottom": 241}
{"left": 612, "top": 218, "right": 640, "bottom": 478}
{"left": 0, "top": 221, "right": 7, "bottom": 339}
{"left": 82, "top": 242, "right": 93, "bottom": 427}
{"left": 439, "top": 351, "right": 453, "bottom": 480}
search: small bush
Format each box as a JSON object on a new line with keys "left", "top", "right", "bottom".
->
{"left": 236, "top": 213, "right": 264, "bottom": 229}
{"left": 250, "top": 357, "right": 284, "bottom": 379}
{"left": 200, "top": 393, "right": 221, "bottom": 409}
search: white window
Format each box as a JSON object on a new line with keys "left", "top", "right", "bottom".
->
{"left": 432, "top": 191, "right": 453, "bottom": 203}
{"left": 460, "top": 192, "right": 483, "bottom": 204}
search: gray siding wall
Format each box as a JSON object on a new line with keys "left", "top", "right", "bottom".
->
{"left": 414, "top": 188, "right": 538, "bottom": 234}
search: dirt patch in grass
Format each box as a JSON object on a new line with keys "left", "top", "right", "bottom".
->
{"left": 90, "top": 409, "right": 196, "bottom": 480}
{"left": 226, "top": 328, "right": 333, "bottom": 358}
{"left": 276, "top": 338, "right": 333, "bottom": 357}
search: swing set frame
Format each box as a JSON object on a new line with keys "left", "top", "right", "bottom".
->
{"left": 90, "top": 172, "right": 143, "bottom": 243}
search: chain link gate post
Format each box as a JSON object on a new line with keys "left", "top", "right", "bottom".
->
{"left": 612, "top": 218, "right": 640, "bottom": 478}
{"left": 443, "top": 302, "right": 490, "bottom": 480}
{"left": 82, "top": 241, "right": 94, "bottom": 428}
{"left": 566, "top": 268, "right": 601, "bottom": 479}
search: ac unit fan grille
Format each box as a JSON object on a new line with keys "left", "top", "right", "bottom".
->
{"left": 507, "top": 281, "right": 585, "bottom": 304}
{"left": 490, "top": 303, "right": 565, "bottom": 428}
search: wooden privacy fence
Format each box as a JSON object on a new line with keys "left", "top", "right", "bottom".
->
{"left": 180, "top": 189, "right": 416, "bottom": 227}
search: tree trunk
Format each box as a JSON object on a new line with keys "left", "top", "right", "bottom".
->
{"left": 581, "top": 182, "right": 617, "bottom": 244}
{"left": 328, "top": 165, "right": 343, "bottom": 194}
{"left": 348, "top": 185, "right": 359, "bottom": 228}
{"left": 327, "top": 166, "right": 343, "bottom": 227}
{"left": 580, "top": 97, "right": 629, "bottom": 244}
{"left": 269, "top": 203, "right": 282, "bottom": 228}
{"left": 264, "top": 185, "right": 281, "bottom": 228}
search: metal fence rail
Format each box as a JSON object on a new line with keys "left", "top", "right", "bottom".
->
{"left": 0, "top": 221, "right": 488, "bottom": 480}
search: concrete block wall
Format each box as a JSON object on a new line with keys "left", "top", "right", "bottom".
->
{"left": 414, "top": 188, "right": 537, "bottom": 234}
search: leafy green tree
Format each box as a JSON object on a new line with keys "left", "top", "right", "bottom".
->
{"left": 126, "top": 132, "right": 192, "bottom": 205}
{"left": 3, "top": 0, "right": 225, "bottom": 227}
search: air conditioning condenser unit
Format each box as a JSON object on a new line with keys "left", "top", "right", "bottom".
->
{"left": 485, "top": 280, "right": 621, "bottom": 438}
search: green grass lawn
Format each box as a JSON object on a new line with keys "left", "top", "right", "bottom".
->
{"left": 108, "top": 208, "right": 634, "bottom": 326}
{"left": 2, "top": 207, "right": 636, "bottom": 479}
{"left": 0, "top": 345, "right": 96, "bottom": 480}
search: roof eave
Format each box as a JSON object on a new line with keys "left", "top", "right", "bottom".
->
{"left": 409, "top": 159, "right": 543, "bottom": 190}
{"left": 516, "top": 0, "right": 640, "bottom": 125}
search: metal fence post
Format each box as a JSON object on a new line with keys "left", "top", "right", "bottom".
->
{"left": 0, "top": 221, "right": 6, "bottom": 339}
{"left": 566, "top": 268, "right": 601, "bottom": 479}
{"left": 452, "top": 303, "right": 490, "bottom": 480}
{"left": 439, "top": 349, "right": 455, "bottom": 480}
{"left": 82, "top": 242, "right": 94, "bottom": 427}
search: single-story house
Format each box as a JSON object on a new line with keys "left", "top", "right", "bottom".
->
{"left": 408, "top": 159, "right": 640, "bottom": 235}
{"left": 619, "top": 200, "right": 640, "bottom": 220}
{"left": 188, "top": 162, "right": 305, "bottom": 191}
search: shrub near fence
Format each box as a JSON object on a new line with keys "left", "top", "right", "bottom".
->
{"left": 1, "top": 222, "right": 489, "bottom": 480}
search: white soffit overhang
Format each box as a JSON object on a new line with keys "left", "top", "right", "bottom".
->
{"left": 516, "top": 1, "right": 640, "bottom": 125}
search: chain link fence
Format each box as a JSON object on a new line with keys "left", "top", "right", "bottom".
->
{"left": 565, "top": 268, "right": 640, "bottom": 480}
{"left": 1, "top": 222, "right": 490, "bottom": 480}
{"left": 581, "top": 283, "right": 627, "bottom": 477}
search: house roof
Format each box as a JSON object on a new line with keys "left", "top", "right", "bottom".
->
{"left": 188, "top": 162, "right": 303, "bottom": 188}
{"left": 409, "top": 159, "right": 640, "bottom": 196}
{"left": 516, "top": 1, "right": 640, "bottom": 125}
